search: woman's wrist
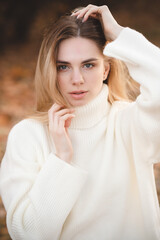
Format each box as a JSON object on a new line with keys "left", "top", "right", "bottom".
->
{"left": 105, "top": 24, "right": 124, "bottom": 41}
{"left": 54, "top": 151, "right": 73, "bottom": 164}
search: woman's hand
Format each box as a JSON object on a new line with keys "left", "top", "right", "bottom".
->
{"left": 72, "top": 4, "right": 124, "bottom": 41}
{"left": 48, "top": 103, "right": 75, "bottom": 164}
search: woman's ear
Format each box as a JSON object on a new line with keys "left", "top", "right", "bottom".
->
{"left": 103, "top": 63, "right": 110, "bottom": 80}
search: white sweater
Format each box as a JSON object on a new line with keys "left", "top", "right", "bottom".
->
{"left": 0, "top": 28, "right": 160, "bottom": 240}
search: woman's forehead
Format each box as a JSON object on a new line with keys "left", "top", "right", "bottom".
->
{"left": 57, "top": 37, "right": 103, "bottom": 62}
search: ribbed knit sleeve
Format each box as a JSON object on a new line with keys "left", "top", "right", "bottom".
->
{"left": 0, "top": 120, "right": 88, "bottom": 240}
{"left": 104, "top": 28, "right": 160, "bottom": 164}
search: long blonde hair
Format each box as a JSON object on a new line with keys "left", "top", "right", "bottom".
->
{"left": 31, "top": 13, "right": 139, "bottom": 123}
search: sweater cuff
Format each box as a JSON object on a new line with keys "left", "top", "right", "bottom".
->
{"left": 29, "top": 152, "right": 88, "bottom": 211}
{"left": 47, "top": 152, "right": 88, "bottom": 180}
{"left": 103, "top": 27, "right": 143, "bottom": 65}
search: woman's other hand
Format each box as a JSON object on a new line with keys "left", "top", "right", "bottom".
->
{"left": 72, "top": 4, "right": 124, "bottom": 41}
{"left": 48, "top": 103, "right": 75, "bottom": 163}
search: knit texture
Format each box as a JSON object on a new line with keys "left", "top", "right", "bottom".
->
{"left": 0, "top": 28, "right": 160, "bottom": 240}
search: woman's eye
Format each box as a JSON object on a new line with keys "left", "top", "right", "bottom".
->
{"left": 57, "top": 65, "right": 68, "bottom": 71}
{"left": 84, "top": 63, "right": 94, "bottom": 69}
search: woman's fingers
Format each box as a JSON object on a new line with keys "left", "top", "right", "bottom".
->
{"left": 48, "top": 103, "right": 75, "bottom": 132}
{"left": 72, "top": 4, "right": 124, "bottom": 41}
{"left": 48, "top": 103, "right": 62, "bottom": 113}
{"left": 72, "top": 5, "right": 100, "bottom": 22}
{"left": 48, "top": 103, "right": 75, "bottom": 163}
{"left": 72, "top": 5, "right": 91, "bottom": 17}
{"left": 48, "top": 104, "right": 61, "bottom": 131}
{"left": 81, "top": 6, "right": 100, "bottom": 22}
{"left": 54, "top": 112, "right": 75, "bottom": 131}
{"left": 48, "top": 104, "right": 74, "bottom": 122}
{"left": 59, "top": 113, "right": 75, "bottom": 129}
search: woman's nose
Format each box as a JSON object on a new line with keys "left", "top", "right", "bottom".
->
{"left": 71, "top": 69, "right": 84, "bottom": 85}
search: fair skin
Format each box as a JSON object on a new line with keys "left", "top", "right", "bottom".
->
{"left": 48, "top": 4, "right": 124, "bottom": 163}
{"left": 57, "top": 37, "right": 109, "bottom": 107}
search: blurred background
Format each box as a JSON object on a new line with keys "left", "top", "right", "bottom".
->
{"left": 0, "top": 0, "right": 160, "bottom": 239}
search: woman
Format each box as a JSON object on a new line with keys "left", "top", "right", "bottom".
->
{"left": 0, "top": 4, "right": 160, "bottom": 240}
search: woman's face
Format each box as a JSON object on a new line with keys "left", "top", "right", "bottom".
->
{"left": 57, "top": 37, "right": 109, "bottom": 107}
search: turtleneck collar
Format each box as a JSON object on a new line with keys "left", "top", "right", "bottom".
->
{"left": 69, "top": 84, "right": 111, "bottom": 129}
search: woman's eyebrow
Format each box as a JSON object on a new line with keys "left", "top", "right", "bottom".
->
{"left": 82, "top": 58, "right": 99, "bottom": 63}
{"left": 56, "top": 60, "right": 69, "bottom": 64}
{"left": 56, "top": 58, "right": 99, "bottom": 64}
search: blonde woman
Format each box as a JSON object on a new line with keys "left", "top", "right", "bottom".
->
{"left": 0, "top": 4, "right": 160, "bottom": 240}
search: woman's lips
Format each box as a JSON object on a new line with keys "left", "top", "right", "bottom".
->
{"left": 69, "top": 91, "right": 88, "bottom": 100}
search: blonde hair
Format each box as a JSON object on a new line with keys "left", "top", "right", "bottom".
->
{"left": 30, "top": 13, "right": 139, "bottom": 123}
